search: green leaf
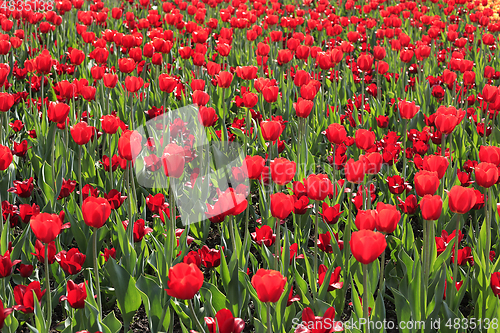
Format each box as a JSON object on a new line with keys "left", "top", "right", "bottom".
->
{"left": 104, "top": 259, "right": 142, "bottom": 329}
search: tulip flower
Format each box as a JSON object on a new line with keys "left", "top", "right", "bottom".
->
{"left": 204, "top": 309, "right": 245, "bottom": 333}
{"left": 162, "top": 143, "right": 185, "bottom": 178}
{"left": 13, "top": 281, "right": 46, "bottom": 313}
{"left": 82, "top": 197, "right": 112, "bottom": 228}
{"left": 70, "top": 122, "right": 94, "bottom": 145}
{"left": 420, "top": 195, "right": 442, "bottom": 221}
{"left": 30, "top": 213, "right": 62, "bottom": 244}
{"left": 345, "top": 158, "right": 365, "bottom": 184}
{"left": 260, "top": 120, "right": 283, "bottom": 141}
{"left": 59, "top": 280, "right": 87, "bottom": 309}
{"left": 251, "top": 225, "right": 276, "bottom": 247}
{"left": 324, "top": 123, "right": 347, "bottom": 145}
{"left": 475, "top": 162, "right": 499, "bottom": 188}
{"left": 244, "top": 155, "right": 265, "bottom": 180}
{"left": 270, "top": 158, "right": 296, "bottom": 186}
{"left": 318, "top": 265, "right": 343, "bottom": 291}
{"left": 166, "top": 262, "right": 204, "bottom": 299}
{"left": 270, "top": 193, "right": 294, "bottom": 220}
{"left": 251, "top": 269, "right": 287, "bottom": 303}
{"left": 118, "top": 130, "right": 143, "bottom": 161}
{"left": 55, "top": 248, "right": 86, "bottom": 276}
{"left": 375, "top": 203, "right": 401, "bottom": 234}
{"left": 414, "top": 170, "right": 440, "bottom": 197}
{"left": 350, "top": 230, "right": 387, "bottom": 265}
{"left": 448, "top": 186, "right": 476, "bottom": 215}
{"left": 492, "top": 272, "right": 500, "bottom": 298}
{"left": 0, "top": 145, "right": 12, "bottom": 170}
{"left": 0, "top": 250, "right": 20, "bottom": 278}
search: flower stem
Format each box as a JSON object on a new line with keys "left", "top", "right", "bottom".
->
{"left": 363, "top": 263, "right": 370, "bottom": 333}
{"left": 266, "top": 302, "right": 272, "bottom": 333}
{"left": 44, "top": 244, "right": 52, "bottom": 331}
{"left": 402, "top": 119, "right": 408, "bottom": 180}
{"left": 169, "top": 188, "right": 176, "bottom": 265}
{"left": 93, "top": 227, "right": 102, "bottom": 321}
{"left": 189, "top": 299, "right": 205, "bottom": 333}
{"left": 275, "top": 217, "right": 280, "bottom": 271}
{"left": 378, "top": 237, "right": 386, "bottom": 294}
{"left": 452, "top": 214, "right": 461, "bottom": 286}
{"left": 78, "top": 146, "right": 83, "bottom": 205}
{"left": 313, "top": 200, "right": 319, "bottom": 289}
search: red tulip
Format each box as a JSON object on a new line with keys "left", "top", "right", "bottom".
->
{"left": 244, "top": 155, "right": 265, "bottom": 180}
{"left": 475, "top": 162, "right": 499, "bottom": 188}
{"left": 357, "top": 54, "right": 373, "bottom": 71}
{"left": 198, "top": 106, "right": 218, "bottom": 127}
{"left": 13, "top": 281, "right": 46, "bottom": 313}
{"left": 59, "top": 280, "right": 87, "bottom": 309}
{"left": 422, "top": 155, "right": 449, "bottom": 179}
{"left": 270, "top": 158, "right": 296, "bottom": 186}
{"left": 345, "top": 158, "right": 365, "bottom": 184}
{"left": 479, "top": 146, "right": 500, "bottom": 166}
{"left": 0, "top": 145, "right": 12, "bottom": 170}
{"left": 69, "top": 49, "right": 85, "bottom": 66}
{"left": 448, "top": 185, "right": 476, "bottom": 214}
{"left": 0, "top": 250, "right": 20, "bottom": 278}
{"left": 70, "top": 122, "right": 93, "bottom": 145}
{"left": 420, "top": 195, "right": 442, "bottom": 220}
{"left": 198, "top": 246, "right": 221, "bottom": 269}
{"left": 0, "top": 93, "right": 14, "bottom": 112}
{"left": 217, "top": 71, "right": 233, "bottom": 88}
{"left": 414, "top": 170, "right": 440, "bottom": 197}
{"left": 251, "top": 269, "right": 287, "bottom": 303}
{"left": 34, "top": 50, "right": 52, "bottom": 74}
{"left": 205, "top": 308, "right": 245, "bottom": 333}
{"left": 124, "top": 75, "right": 143, "bottom": 92}
{"left": 482, "top": 84, "right": 498, "bottom": 104}
{"left": 355, "top": 210, "right": 377, "bottom": 231}
{"left": 48, "top": 102, "right": 70, "bottom": 123}
{"left": 55, "top": 248, "right": 86, "bottom": 276}
{"left": 165, "top": 262, "right": 204, "bottom": 299}
{"left": 305, "top": 174, "right": 331, "bottom": 201}
{"left": 82, "top": 197, "right": 111, "bottom": 228}
{"left": 318, "top": 265, "right": 343, "bottom": 291}
{"left": 295, "top": 98, "right": 314, "bottom": 118}
{"left": 270, "top": 193, "right": 294, "bottom": 220}
{"left": 350, "top": 230, "right": 387, "bottom": 264}
{"left": 491, "top": 272, "right": 500, "bottom": 298}
{"left": 118, "top": 130, "right": 143, "bottom": 161}
{"left": 324, "top": 123, "right": 347, "bottom": 145}
{"left": 435, "top": 106, "right": 465, "bottom": 134}
{"left": 355, "top": 129, "right": 375, "bottom": 151}
{"left": 162, "top": 143, "right": 185, "bottom": 178}
{"left": 375, "top": 203, "right": 401, "bottom": 234}
{"left": 103, "top": 73, "right": 118, "bottom": 88}
{"left": 261, "top": 121, "right": 283, "bottom": 141}
{"left": 118, "top": 57, "right": 136, "bottom": 73}
{"left": 398, "top": 100, "right": 420, "bottom": 120}
{"left": 100, "top": 115, "right": 120, "bottom": 134}
{"left": 30, "top": 213, "right": 62, "bottom": 244}
{"left": 251, "top": 225, "right": 276, "bottom": 246}
{"left": 363, "top": 152, "right": 383, "bottom": 175}
{"left": 159, "top": 74, "right": 177, "bottom": 93}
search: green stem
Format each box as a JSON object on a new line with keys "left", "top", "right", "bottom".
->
{"left": 78, "top": 146, "right": 83, "bottom": 205}
{"left": 378, "top": 237, "right": 386, "bottom": 294}
{"left": 452, "top": 214, "right": 461, "bottom": 286}
{"left": 93, "top": 228, "right": 102, "bottom": 321}
{"left": 44, "top": 244, "right": 52, "bottom": 331}
{"left": 363, "top": 263, "right": 370, "bottom": 333}
{"left": 275, "top": 217, "right": 280, "bottom": 271}
{"left": 229, "top": 216, "right": 237, "bottom": 254}
{"left": 169, "top": 187, "right": 176, "bottom": 265}
{"left": 266, "top": 302, "right": 272, "bottom": 333}
{"left": 402, "top": 119, "right": 408, "bottom": 180}
{"left": 189, "top": 299, "right": 206, "bottom": 333}
{"left": 108, "top": 134, "right": 113, "bottom": 190}
{"left": 313, "top": 200, "right": 319, "bottom": 288}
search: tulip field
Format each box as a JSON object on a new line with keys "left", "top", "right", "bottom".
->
{"left": 2, "top": 0, "right": 500, "bottom": 332}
